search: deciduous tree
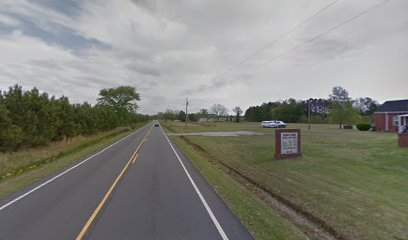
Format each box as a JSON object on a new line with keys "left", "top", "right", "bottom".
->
{"left": 210, "top": 104, "right": 228, "bottom": 121}
{"left": 233, "top": 106, "right": 243, "bottom": 122}
{"left": 98, "top": 86, "right": 140, "bottom": 113}
{"left": 329, "top": 86, "right": 359, "bottom": 129}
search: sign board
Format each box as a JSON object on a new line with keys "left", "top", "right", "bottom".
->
{"left": 275, "top": 129, "right": 302, "bottom": 159}
{"left": 281, "top": 132, "right": 298, "bottom": 154}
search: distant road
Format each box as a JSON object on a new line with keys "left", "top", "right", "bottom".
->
{"left": 0, "top": 122, "right": 253, "bottom": 240}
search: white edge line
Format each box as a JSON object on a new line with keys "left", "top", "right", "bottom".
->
{"left": 0, "top": 123, "right": 151, "bottom": 212}
{"left": 160, "top": 126, "right": 229, "bottom": 240}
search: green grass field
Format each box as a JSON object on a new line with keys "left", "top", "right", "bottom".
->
{"left": 163, "top": 121, "right": 408, "bottom": 240}
{"left": 172, "top": 136, "right": 308, "bottom": 240}
{"left": 0, "top": 123, "right": 147, "bottom": 199}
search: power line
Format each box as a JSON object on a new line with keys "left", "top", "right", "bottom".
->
{"left": 246, "top": 0, "right": 392, "bottom": 72}
{"left": 220, "top": 0, "right": 341, "bottom": 77}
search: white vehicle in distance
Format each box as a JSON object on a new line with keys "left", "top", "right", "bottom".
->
{"left": 274, "top": 120, "right": 286, "bottom": 128}
{"left": 261, "top": 121, "right": 278, "bottom": 128}
{"left": 261, "top": 120, "right": 286, "bottom": 128}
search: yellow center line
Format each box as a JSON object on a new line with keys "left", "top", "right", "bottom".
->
{"left": 75, "top": 155, "right": 134, "bottom": 240}
{"left": 139, "top": 127, "right": 152, "bottom": 148}
{"left": 76, "top": 128, "right": 151, "bottom": 240}
{"left": 134, "top": 139, "right": 144, "bottom": 155}
{"left": 131, "top": 153, "right": 139, "bottom": 164}
{"left": 132, "top": 127, "right": 152, "bottom": 162}
{"left": 133, "top": 126, "right": 152, "bottom": 155}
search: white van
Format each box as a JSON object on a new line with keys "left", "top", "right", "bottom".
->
{"left": 274, "top": 120, "right": 286, "bottom": 128}
{"left": 261, "top": 121, "right": 278, "bottom": 128}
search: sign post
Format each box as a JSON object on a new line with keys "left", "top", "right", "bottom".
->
{"left": 275, "top": 129, "right": 302, "bottom": 159}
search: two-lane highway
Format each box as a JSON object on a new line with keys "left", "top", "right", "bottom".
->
{"left": 0, "top": 122, "right": 253, "bottom": 240}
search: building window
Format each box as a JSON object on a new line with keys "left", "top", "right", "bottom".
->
{"left": 393, "top": 116, "right": 399, "bottom": 126}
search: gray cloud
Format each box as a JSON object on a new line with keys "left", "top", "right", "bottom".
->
{"left": 0, "top": 0, "right": 407, "bottom": 114}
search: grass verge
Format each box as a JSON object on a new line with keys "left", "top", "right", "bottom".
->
{"left": 163, "top": 121, "right": 308, "bottom": 240}
{"left": 162, "top": 121, "right": 408, "bottom": 240}
{"left": 0, "top": 122, "right": 147, "bottom": 199}
{"left": 171, "top": 136, "right": 308, "bottom": 240}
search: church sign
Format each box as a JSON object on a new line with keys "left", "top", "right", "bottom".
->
{"left": 275, "top": 129, "right": 302, "bottom": 159}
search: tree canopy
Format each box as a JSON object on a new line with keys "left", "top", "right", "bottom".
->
{"left": 0, "top": 84, "right": 149, "bottom": 152}
{"left": 244, "top": 86, "right": 377, "bottom": 127}
{"left": 97, "top": 86, "right": 140, "bottom": 113}
{"left": 210, "top": 104, "right": 228, "bottom": 121}
{"left": 329, "top": 86, "right": 358, "bottom": 129}
{"left": 233, "top": 106, "right": 243, "bottom": 122}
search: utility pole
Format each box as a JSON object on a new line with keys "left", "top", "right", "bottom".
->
{"left": 185, "top": 97, "right": 188, "bottom": 129}
{"left": 308, "top": 99, "right": 311, "bottom": 131}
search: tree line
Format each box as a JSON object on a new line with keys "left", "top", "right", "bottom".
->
{"left": 156, "top": 86, "right": 378, "bottom": 129}
{"left": 156, "top": 104, "right": 244, "bottom": 123}
{"left": 0, "top": 85, "right": 149, "bottom": 152}
{"left": 245, "top": 86, "right": 379, "bottom": 128}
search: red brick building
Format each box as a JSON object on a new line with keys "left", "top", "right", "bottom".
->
{"left": 374, "top": 100, "right": 408, "bottom": 132}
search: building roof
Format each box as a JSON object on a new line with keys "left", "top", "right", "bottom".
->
{"left": 376, "top": 100, "right": 408, "bottom": 113}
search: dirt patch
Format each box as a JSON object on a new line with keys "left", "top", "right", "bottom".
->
{"left": 168, "top": 131, "right": 263, "bottom": 137}
{"left": 178, "top": 136, "right": 352, "bottom": 240}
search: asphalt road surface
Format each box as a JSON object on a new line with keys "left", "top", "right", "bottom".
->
{"left": 0, "top": 122, "right": 253, "bottom": 240}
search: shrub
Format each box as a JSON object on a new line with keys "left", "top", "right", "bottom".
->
{"left": 356, "top": 123, "right": 371, "bottom": 131}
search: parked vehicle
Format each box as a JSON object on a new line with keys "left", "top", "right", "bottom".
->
{"left": 261, "top": 120, "right": 286, "bottom": 128}
{"left": 274, "top": 120, "right": 286, "bottom": 128}
{"left": 261, "top": 121, "right": 278, "bottom": 128}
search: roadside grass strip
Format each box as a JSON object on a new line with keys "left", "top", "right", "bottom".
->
{"left": 0, "top": 124, "right": 150, "bottom": 212}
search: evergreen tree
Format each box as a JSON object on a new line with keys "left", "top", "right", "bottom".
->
{"left": 0, "top": 84, "right": 149, "bottom": 152}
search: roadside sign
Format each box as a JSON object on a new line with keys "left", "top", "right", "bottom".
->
{"left": 275, "top": 129, "right": 302, "bottom": 159}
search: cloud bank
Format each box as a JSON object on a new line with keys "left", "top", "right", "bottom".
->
{"left": 0, "top": 0, "right": 407, "bottom": 114}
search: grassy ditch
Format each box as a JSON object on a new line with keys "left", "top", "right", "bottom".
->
{"left": 162, "top": 121, "right": 408, "bottom": 240}
{"left": 163, "top": 122, "right": 308, "bottom": 239}
{"left": 171, "top": 136, "right": 308, "bottom": 240}
{"left": 0, "top": 122, "right": 147, "bottom": 199}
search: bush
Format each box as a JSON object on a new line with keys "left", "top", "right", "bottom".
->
{"left": 356, "top": 123, "right": 371, "bottom": 131}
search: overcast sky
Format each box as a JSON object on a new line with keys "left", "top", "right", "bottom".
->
{"left": 0, "top": 0, "right": 407, "bottom": 114}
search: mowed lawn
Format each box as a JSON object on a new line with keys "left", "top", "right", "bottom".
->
{"left": 164, "top": 121, "right": 408, "bottom": 239}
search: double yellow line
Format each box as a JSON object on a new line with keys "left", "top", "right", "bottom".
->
{"left": 76, "top": 126, "right": 152, "bottom": 240}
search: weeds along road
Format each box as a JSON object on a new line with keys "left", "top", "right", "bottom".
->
{"left": 0, "top": 122, "right": 252, "bottom": 240}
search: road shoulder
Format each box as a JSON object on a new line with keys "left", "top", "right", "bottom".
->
{"left": 168, "top": 132, "right": 308, "bottom": 240}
